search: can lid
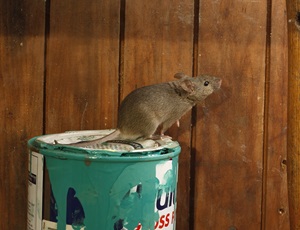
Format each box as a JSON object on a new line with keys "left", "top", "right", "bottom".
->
{"left": 29, "top": 130, "right": 180, "bottom": 158}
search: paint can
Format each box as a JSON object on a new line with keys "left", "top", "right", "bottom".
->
{"left": 27, "top": 130, "right": 181, "bottom": 230}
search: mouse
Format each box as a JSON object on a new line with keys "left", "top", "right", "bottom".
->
{"left": 71, "top": 72, "right": 222, "bottom": 147}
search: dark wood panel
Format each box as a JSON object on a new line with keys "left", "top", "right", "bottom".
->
{"left": 0, "top": 1, "right": 45, "bottom": 229}
{"left": 123, "top": 1, "right": 194, "bottom": 229}
{"left": 123, "top": 1, "right": 194, "bottom": 95}
{"left": 0, "top": 1, "right": 293, "bottom": 229}
{"left": 194, "top": 0, "right": 267, "bottom": 228}
{"left": 46, "top": 0, "right": 120, "bottom": 133}
{"left": 263, "top": 0, "right": 289, "bottom": 228}
{"left": 286, "top": 0, "right": 300, "bottom": 229}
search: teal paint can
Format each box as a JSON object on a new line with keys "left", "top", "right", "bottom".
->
{"left": 27, "top": 130, "right": 181, "bottom": 230}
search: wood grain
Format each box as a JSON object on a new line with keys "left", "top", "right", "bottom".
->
{"left": 0, "top": 0, "right": 293, "bottom": 229}
{"left": 287, "top": 0, "right": 300, "bottom": 229}
{"left": 43, "top": 0, "right": 120, "bottom": 223}
{"left": 263, "top": 0, "right": 289, "bottom": 228}
{"left": 0, "top": 1, "right": 45, "bottom": 229}
{"left": 123, "top": 1, "right": 194, "bottom": 228}
{"left": 45, "top": 0, "right": 120, "bottom": 133}
{"left": 194, "top": 0, "right": 267, "bottom": 228}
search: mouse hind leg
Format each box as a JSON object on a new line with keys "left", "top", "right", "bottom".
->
{"left": 160, "top": 119, "right": 178, "bottom": 136}
{"left": 141, "top": 122, "right": 160, "bottom": 139}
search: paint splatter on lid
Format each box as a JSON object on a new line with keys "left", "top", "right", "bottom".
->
{"left": 34, "top": 130, "right": 179, "bottom": 155}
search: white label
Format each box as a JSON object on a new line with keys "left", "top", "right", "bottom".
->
{"left": 154, "top": 161, "right": 177, "bottom": 230}
{"left": 27, "top": 151, "right": 44, "bottom": 230}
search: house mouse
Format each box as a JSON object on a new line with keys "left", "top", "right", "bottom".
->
{"left": 71, "top": 72, "right": 222, "bottom": 147}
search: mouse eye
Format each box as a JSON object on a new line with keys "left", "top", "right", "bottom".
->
{"left": 204, "top": 81, "right": 210, "bottom": 86}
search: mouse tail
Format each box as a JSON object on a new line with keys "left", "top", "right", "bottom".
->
{"left": 69, "top": 130, "right": 120, "bottom": 147}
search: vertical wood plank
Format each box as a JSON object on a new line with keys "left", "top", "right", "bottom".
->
{"left": 46, "top": 0, "right": 120, "bottom": 133}
{"left": 44, "top": 1, "right": 120, "bottom": 223}
{"left": 0, "top": 1, "right": 45, "bottom": 229}
{"left": 123, "top": 1, "right": 194, "bottom": 228}
{"left": 123, "top": 1, "right": 194, "bottom": 94}
{"left": 194, "top": 0, "right": 267, "bottom": 228}
{"left": 263, "top": 0, "right": 289, "bottom": 228}
{"left": 287, "top": 0, "right": 300, "bottom": 229}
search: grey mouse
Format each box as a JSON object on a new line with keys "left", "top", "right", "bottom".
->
{"left": 72, "top": 72, "right": 221, "bottom": 147}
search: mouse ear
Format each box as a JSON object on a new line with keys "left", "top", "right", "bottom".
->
{"left": 180, "top": 79, "right": 195, "bottom": 93}
{"left": 174, "top": 72, "right": 188, "bottom": 79}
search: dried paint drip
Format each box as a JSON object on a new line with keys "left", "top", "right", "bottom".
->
{"left": 46, "top": 154, "right": 179, "bottom": 230}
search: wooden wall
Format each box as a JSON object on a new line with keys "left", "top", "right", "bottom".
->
{"left": 0, "top": 0, "right": 289, "bottom": 229}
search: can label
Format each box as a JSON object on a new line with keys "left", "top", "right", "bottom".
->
{"left": 154, "top": 160, "right": 177, "bottom": 230}
{"left": 126, "top": 160, "right": 177, "bottom": 230}
{"left": 27, "top": 151, "right": 44, "bottom": 230}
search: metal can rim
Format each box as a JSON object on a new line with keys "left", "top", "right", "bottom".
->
{"left": 28, "top": 136, "right": 181, "bottom": 162}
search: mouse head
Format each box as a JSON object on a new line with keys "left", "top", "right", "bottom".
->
{"left": 174, "top": 72, "right": 222, "bottom": 102}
